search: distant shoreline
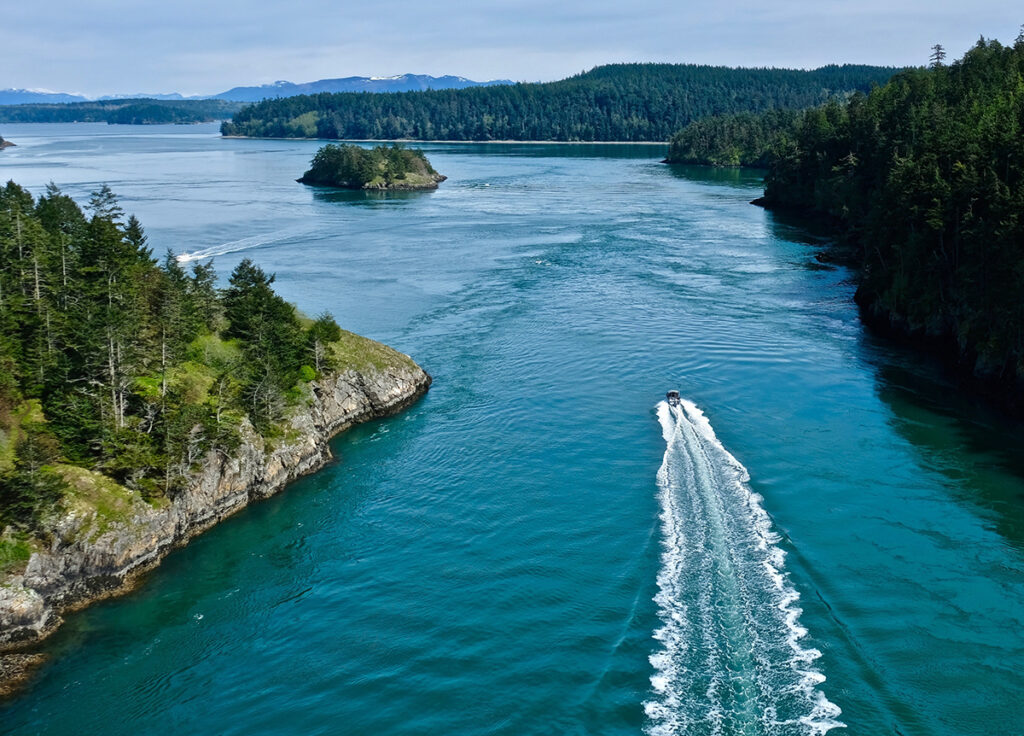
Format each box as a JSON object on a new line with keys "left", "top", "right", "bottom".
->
{"left": 222, "top": 135, "right": 668, "bottom": 145}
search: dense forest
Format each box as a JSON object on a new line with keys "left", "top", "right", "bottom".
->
{"left": 221, "top": 63, "right": 901, "bottom": 142}
{"left": 0, "top": 181, "right": 346, "bottom": 537}
{"left": 690, "top": 37, "right": 1024, "bottom": 403}
{"left": 664, "top": 109, "right": 804, "bottom": 166}
{"left": 0, "top": 99, "right": 243, "bottom": 125}
{"left": 298, "top": 144, "right": 445, "bottom": 189}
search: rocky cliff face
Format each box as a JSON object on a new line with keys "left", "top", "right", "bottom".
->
{"left": 0, "top": 358, "right": 429, "bottom": 692}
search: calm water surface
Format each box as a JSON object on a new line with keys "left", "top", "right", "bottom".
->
{"left": 1, "top": 124, "right": 1022, "bottom": 735}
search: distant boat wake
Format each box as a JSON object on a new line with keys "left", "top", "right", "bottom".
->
{"left": 645, "top": 399, "right": 844, "bottom": 735}
{"left": 176, "top": 226, "right": 315, "bottom": 263}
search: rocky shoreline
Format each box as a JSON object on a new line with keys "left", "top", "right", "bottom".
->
{"left": 854, "top": 287, "right": 1024, "bottom": 417}
{"left": 297, "top": 174, "right": 447, "bottom": 191}
{"left": 0, "top": 356, "right": 430, "bottom": 696}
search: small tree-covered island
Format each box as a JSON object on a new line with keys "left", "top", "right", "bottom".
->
{"left": 298, "top": 143, "right": 446, "bottom": 190}
{"left": 0, "top": 182, "right": 430, "bottom": 692}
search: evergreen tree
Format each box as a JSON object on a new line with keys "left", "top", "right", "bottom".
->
{"left": 308, "top": 312, "right": 342, "bottom": 375}
{"left": 222, "top": 259, "right": 304, "bottom": 427}
{"left": 0, "top": 424, "right": 66, "bottom": 530}
{"left": 1, "top": 185, "right": 351, "bottom": 507}
{"left": 753, "top": 37, "right": 1024, "bottom": 398}
{"left": 221, "top": 64, "right": 901, "bottom": 143}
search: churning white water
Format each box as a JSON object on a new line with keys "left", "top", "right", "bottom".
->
{"left": 645, "top": 399, "right": 844, "bottom": 735}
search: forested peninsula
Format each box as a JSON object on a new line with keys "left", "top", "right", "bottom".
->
{"left": 298, "top": 144, "right": 445, "bottom": 190}
{"left": 0, "top": 136, "right": 13, "bottom": 150}
{"left": 0, "top": 182, "right": 430, "bottom": 691}
{"left": 220, "top": 63, "right": 901, "bottom": 142}
{"left": 669, "top": 37, "right": 1024, "bottom": 411}
{"left": 0, "top": 99, "right": 244, "bottom": 125}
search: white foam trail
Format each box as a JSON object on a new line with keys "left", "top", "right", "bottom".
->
{"left": 645, "top": 399, "right": 844, "bottom": 735}
{"left": 176, "top": 226, "right": 314, "bottom": 263}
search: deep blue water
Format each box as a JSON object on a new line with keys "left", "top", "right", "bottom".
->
{"left": 1, "top": 124, "right": 1022, "bottom": 735}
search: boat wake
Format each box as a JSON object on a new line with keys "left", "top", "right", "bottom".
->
{"left": 645, "top": 399, "right": 844, "bottom": 735}
{"left": 176, "top": 226, "right": 315, "bottom": 263}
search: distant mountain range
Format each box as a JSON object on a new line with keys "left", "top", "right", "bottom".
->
{"left": 0, "top": 75, "right": 513, "bottom": 106}
{"left": 0, "top": 89, "right": 90, "bottom": 105}
{"left": 215, "top": 74, "right": 513, "bottom": 101}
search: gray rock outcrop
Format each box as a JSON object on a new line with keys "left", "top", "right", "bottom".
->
{"left": 0, "top": 358, "right": 429, "bottom": 692}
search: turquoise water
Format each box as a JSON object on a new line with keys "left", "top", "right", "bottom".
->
{"left": 1, "top": 124, "right": 1022, "bottom": 735}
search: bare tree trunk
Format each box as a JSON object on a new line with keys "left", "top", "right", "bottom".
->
{"left": 16, "top": 210, "right": 25, "bottom": 295}
{"left": 107, "top": 330, "right": 122, "bottom": 429}
{"left": 32, "top": 253, "right": 41, "bottom": 312}
{"left": 161, "top": 329, "right": 168, "bottom": 399}
{"left": 61, "top": 234, "right": 68, "bottom": 311}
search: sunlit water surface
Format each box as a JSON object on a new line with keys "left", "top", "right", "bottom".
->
{"left": 1, "top": 124, "right": 1022, "bottom": 735}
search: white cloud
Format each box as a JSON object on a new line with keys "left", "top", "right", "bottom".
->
{"left": 0, "top": 0, "right": 1019, "bottom": 95}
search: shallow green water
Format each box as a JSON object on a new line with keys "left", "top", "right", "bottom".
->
{"left": 1, "top": 124, "right": 1022, "bottom": 735}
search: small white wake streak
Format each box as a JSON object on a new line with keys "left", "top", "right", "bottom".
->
{"left": 176, "top": 226, "right": 315, "bottom": 263}
{"left": 645, "top": 399, "right": 844, "bottom": 735}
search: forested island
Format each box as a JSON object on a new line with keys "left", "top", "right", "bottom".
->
{"left": 220, "top": 63, "right": 901, "bottom": 142}
{"left": 0, "top": 99, "right": 243, "bottom": 125}
{"left": 0, "top": 182, "right": 430, "bottom": 688}
{"left": 298, "top": 144, "right": 446, "bottom": 190}
{"left": 668, "top": 36, "right": 1024, "bottom": 411}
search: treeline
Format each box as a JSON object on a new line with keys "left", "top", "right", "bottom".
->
{"left": 727, "top": 36, "right": 1024, "bottom": 396}
{"left": 298, "top": 143, "right": 442, "bottom": 188}
{"left": 0, "top": 182, "right": 343, "bottom": 529}
{"left": 664, "top": 109, "right": 804, "bottom": 166}
{"left": 221, "top": 63, "right": 900, "bottom": 142}
{"left": 0, "top": 99, "right": 244, "bottom": 125}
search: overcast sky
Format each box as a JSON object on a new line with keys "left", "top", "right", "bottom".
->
{"left": 2, "top": 1, "right": 1020, "bottom": 96}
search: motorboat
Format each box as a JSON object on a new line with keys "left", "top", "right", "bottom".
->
{"left": 666, "top": 390, "right": 681, "bottom": 407}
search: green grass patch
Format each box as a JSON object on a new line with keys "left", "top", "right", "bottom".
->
{"left": 53, "top": 464, "right": 142, "bottom": 540}
{"left": 293, "top": 309, "right": 314, "bottom": 329}
{"left": 171, "top": 361, "right": 216, "bottom": 405}
{"left": 0, "top": 400, "right": 45, "bottom": 472}
{"left": 330, "top": 330, "right": 417, "bottom": 373}
{"left": 0, "top": 535, "right": 34, "bottom": 576}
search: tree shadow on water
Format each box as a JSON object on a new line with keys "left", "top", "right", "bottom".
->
{"left": 308, "top": 187, "right": 435, "bottom": 207}
{"left": 871, "top": 354, "right": 1024, "bottom": 552}
{"left": 662, "top": 162, "right": 766, "bottom": 188}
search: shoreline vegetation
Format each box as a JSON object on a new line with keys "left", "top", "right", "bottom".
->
{"left": 0, "top": 182, "right": 431, "bottom": 694}
{"left": 298, "top": 143, "right": 446, "bottom": 190}
{"left": 667, "top": 35, "right": 1024, "bottom": 414}
{"left": 663, "top": 108, "right": 801, "bottom": 167}
{"left": 228, "top": 136, "right": 669, "bottom": 145}
{"left": 0, "top": 99, "right": 244, "bottom": 125}
{"left": 221, "top": 63, "right": 900, "bottom": 142}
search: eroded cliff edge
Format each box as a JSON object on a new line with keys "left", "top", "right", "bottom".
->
{"left": 0, "top": 346, "right": 430, "bottom": 694}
